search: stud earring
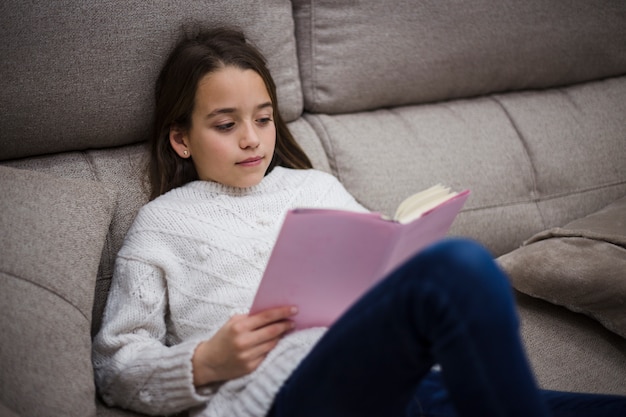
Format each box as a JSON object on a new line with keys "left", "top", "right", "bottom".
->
{"left": 183, "top": 150, "right": 189, "bottom": 156}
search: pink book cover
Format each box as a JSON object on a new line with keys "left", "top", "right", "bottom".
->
{"left": 249, "top": 190, "right": 470, "bottom": 329}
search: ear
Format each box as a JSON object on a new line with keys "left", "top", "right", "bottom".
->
{"left": 169, "top": 126, "right": 191, "bottom": 158}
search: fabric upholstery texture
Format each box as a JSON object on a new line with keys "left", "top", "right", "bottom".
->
{"left": 517, "top": 292, "right": 626, "bottom": 394}
{"left": 0, "top": 0, "right": 302, "bottom": 161}
{"left": 494, "top": 77, "right": 626, "bottom": 199}
{"left": 95, "top": 401, "right": 145, "bottom": 417}
{"left": 293, "top": 0, "right": 626, "bottom": 114}
{"left": 304, "top": 76, "right": 626, "bottom": 256}
{"left": 0, "top": 403, "right": 20, "bottom": 417}
{"left": 2, "top": 144, "right": 149, "bottom": 336}
{"left": 287, "top": 118, "right": 332, "bottom": 174}
{"left": 499, "top": 195, "right": 626, "bottom": 338}
{"left": 0, "top": 166, "right": 116, "bottom": 416}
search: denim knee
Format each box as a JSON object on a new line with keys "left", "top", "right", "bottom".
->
{"left": 419, "top": 238, "right": 508, "bottom": 290}
{"left": 403, "top": 238, "right": 517, "bottom": 323}
{"left": 424, "top": 238, "right": 495, "bottom": 273}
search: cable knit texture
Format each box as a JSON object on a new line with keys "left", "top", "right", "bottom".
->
{"left": 93, "top": 167, "right": 367, "bottom": 417}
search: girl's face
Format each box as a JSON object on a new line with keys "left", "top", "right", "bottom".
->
{"left": 171, "top": 66, "right": 276, "bottom": 188}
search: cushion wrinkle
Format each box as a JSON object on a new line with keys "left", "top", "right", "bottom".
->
{"left": 304, "top": 114, "right": 340, "bottom": 180}
{"left": 1, "top": 270, "right": 92, "bottom": 325}
{"left": 491, "top": 95, "right": 540, "bottom": 201}
{"left": 498, "top": 194, "right": 626, "bottom": 338}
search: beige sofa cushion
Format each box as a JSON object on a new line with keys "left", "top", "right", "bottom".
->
{"left": 0, "top": 0, "right": 302, "bottom": 161}
{"left": 499, "top": 195, "right": 626, "bottom": 338}
{"left": 293, "top": 0, "right": 626, "bottom": 114}
{"left": 0, "top": 166, "right": 116, "bottom": 416}
{"left": 303, "top": 76, "right": 626, "bottom": 256}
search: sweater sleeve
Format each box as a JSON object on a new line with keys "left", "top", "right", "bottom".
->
{"left": 93, "top": 256, "right": 213, "bottom": 416}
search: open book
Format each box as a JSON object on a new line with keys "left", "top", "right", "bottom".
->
{"left": 249, "top": 185, "right": 470, "bottom": 329}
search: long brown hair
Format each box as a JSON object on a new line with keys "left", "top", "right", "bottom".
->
{"left": 148, "top": 27, "right": 312, "bottom": 200}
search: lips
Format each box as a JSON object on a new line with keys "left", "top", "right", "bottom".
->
{"left": 236, "top": 156, "right": 263, "bottom": 166}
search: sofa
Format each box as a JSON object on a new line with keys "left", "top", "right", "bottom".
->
{"left": 1, "top": 1, "right": 625, "bottom": 416}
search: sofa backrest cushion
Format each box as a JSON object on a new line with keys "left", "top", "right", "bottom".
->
{"left": 294, "top": 0, "right": 626, "bottom": 114}
{"left": 304, "top": 76, "right": 626, "bottom": 255}
{"left": 0, "top": 0, "right": 302, "bottom": 161}
{"left": 0, "top": 165, "right": 116, "bottom": 417}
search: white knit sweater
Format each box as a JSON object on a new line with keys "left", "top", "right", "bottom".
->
{"left": 93, "top": 167, "right": 367, "bottom": 417}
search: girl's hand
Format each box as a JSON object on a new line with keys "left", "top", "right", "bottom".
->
{"left": 192, "top": 306, "right": 297, "bottom": 386}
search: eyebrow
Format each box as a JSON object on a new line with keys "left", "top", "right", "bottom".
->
{"left": 206, "top": 102, "right": 273, "bottom": 119}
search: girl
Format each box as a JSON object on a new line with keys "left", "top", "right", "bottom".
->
{"left": 93, "top": 28, "right": 626, "bottom": 417}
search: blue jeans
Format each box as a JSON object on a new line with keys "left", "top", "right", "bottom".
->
{"left": 410, "top": 369, "right": 626, "bottom": 417}
{"left": 268, "top": 239, "right": 626, "bottom": 417}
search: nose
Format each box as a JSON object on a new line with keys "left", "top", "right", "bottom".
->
{"left": 239, "top": 122, "right": 260, "bottom": 149}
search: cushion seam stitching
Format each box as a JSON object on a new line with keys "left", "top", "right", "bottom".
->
{"left": 0, "top": 272, "right": 91, "bottom": 324}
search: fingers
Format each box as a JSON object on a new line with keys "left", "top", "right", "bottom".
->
{"left": 237, "top": 305, "right": 298, "bottom": 332}
{"left": 237, "top": 337, "right": 281, "bottom": 367}
{"left": 231, "top": 316, "right": 295, "bottom": 352}
{"left": 192, "top": 307, "right": 298, "bottom": 385}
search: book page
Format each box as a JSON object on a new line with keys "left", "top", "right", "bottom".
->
{"left": 383, "top": 189, "right": 470, "bottom": 277}
{"left": 394, "top": 184, "right": 458, "bottom": 224}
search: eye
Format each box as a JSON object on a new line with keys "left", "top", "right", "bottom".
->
{"left": 215, "top": 122, "right": 235, "bottom": 132}
{"left": 257, "top": 117, "right": 273, "bottom": 125}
